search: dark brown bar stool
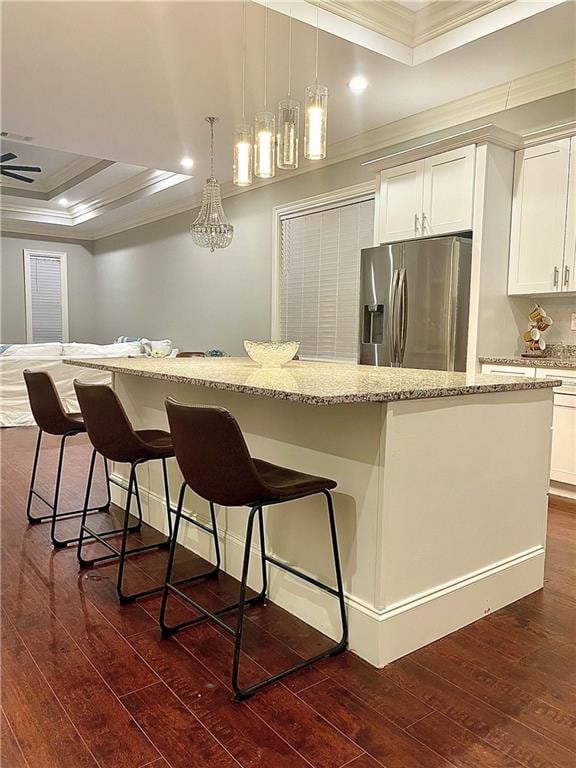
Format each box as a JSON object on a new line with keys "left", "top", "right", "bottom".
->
{"left": 161, "top": 399, "right": 348, "bottom": 702}
{"left": 74, "top": 381, "right": 176, "bottom": 604}
{"left": 23, "top": 369, "right": 111, "bottom": 548}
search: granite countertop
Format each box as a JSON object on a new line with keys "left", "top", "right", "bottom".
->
{"left": 64, "top": 357, "right": 561, "bottom": 406}
{"left": 480, "top": 356, "right": 576, "bottom": 370}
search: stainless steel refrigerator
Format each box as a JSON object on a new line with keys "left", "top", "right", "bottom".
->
{"left": 359, "top": 235, "right": 472, "bottom": 371}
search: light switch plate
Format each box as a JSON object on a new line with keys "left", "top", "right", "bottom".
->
{"left": 571, "top": 313, "right": 576, "bottom": 331}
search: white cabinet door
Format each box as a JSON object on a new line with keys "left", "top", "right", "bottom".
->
{"left": 378, "top": 161, "right": 424, "bottom": 243}
{"left": 508, "top": 139, "right": 571, "bottom": 295}
{"left": 422, "top": 146, "right": 475, "bottom": 236}
{"left": 550, "top": 393, "right": 576, "bottom": 485}
{"left": 563, "top": 137, "right": 576, "bottom": 292}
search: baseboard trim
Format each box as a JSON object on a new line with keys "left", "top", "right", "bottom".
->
{"left": 111, "top": 474, "right": 545, "bottom": 666}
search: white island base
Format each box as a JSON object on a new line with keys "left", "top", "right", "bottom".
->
{"left": 106, "top": 371, "right": 553, "bottom": 666}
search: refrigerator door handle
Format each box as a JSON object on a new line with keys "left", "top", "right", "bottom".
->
{"left": 390, "top": 268, "right": 400, "bottom": 365}
{"left": 397, "top": 267, "right": 407, "bottom": 365}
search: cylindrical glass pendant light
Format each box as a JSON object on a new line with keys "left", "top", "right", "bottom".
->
{"left": 233, "top": 124, "right": 253, "bottom": 186}
{"left": 233, "top": 1, "right": 253, "bottom": 186}
{"left": 254, "top": 111, "right": 275, "bottom": 178}
{"left": 304, "top": 2, "right": 328, "bottom": 161}
{"left": 277, "top": 99, "right": 299, "bottom": 169}
{"left": 304, "top": 84, "right": 327, "bottom": 160}
{"left": 277, "top": 11, "right": 299, "bottom": 170}
{"left": 254, "top": 1, "right": 275, "bottom": 178}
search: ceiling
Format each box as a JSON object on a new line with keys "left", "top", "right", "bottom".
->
{"left": 1, "top": 0, "right": 574, "bottom": 239}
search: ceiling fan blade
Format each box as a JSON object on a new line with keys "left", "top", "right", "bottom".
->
{"left": 0, "top": 164, "right": 41, "bottom": 172}
{"left": 0, "top": 169, "right": 34, "bottom": 183}
{"left": 0, "top": 152, "right": 18, "bottom": 163}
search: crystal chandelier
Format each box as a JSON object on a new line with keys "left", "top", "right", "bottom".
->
{"left": 191, "top": 117, "right": 233, "bottom": 252}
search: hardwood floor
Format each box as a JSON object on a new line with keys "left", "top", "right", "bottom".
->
{"left": 1, "top": 427, "right": 574, "bottom": 768}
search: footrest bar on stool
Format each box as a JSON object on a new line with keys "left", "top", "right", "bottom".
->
{"left": 161, "top": 582, "right": 265, "bottom": 638}
{"left": 264, "top": 554, "right": 341, "bottom": 598}
{"left": 78, "top": 525, "right": 170, "bottom": 566}
{"left": 29, "top": 502, "right": 108, "bottom": 524}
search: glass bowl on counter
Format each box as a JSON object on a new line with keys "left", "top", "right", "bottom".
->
{"left": 243, "top": 340, "right": 300, "bottom": 367}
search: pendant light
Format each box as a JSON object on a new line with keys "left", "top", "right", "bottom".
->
{"left": 304, "top": 1, "right": 327, "bottom": 161}
{"left": 277, "top": 10, "right": 299, "bottom": 170}
{"left": 233, "top": 0, "right": 253, "bottom": 187}
{"left": 254, "top": 1, "right": 275, "bottom": 178}
{"left": 191, "top": 117, "right": 234, "bottom": 252}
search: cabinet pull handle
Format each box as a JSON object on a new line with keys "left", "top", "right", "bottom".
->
{"left": 414, "top": 213, "right": 420, "bottom": 236}
{"left": 564, "top": 265, "right": 570, "bottom": 287}
{"left": 422, "top": 212, "right": 428, "bottom": 232}
{"left": 553, "top": 266, "right": 559, "bottom": 287}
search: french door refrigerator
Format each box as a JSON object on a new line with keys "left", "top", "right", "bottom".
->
{"left": 359, "top": 235, "right": 472, "bottom": 371}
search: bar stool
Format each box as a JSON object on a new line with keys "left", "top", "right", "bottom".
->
{"left": 74, "top": 381, "right": 176, "bottom": 604}
{"left": 23, "top": 369, "right": 111, "bottom": 548}
{"left": 161, "top": 399, "right": 348, "bottom": 702}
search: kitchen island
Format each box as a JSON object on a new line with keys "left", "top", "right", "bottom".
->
{"left": 66, "top": 357, "right": 559, "bottom": 666}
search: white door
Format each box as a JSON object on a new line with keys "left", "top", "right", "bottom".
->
{"left": 378, "top": 161, "right": 424, "bottom": 243}
{"left": 422, "top": 146, "right": 475, "bottom": 236}
{"left": 508, "top": 139, "right": 571, "bottom": 295}
{"left": 563, "top": 137, "right": 576, "bottom": 292}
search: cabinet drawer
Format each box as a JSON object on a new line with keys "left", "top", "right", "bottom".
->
{"left": 481, "top": 364, "right": 535, "bottom": 377}
{"left": 535, "top": 367, "right": 576, "bottom": 390}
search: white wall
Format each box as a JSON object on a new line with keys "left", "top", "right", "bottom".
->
{"left": 0, "top": 234, "right": 97, "bottom": 343}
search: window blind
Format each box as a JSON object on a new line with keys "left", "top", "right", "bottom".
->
{"left": 26, "top": 253, "right": 67, "bottom": 343}
{"left": 279, "top": 197, "right": 374, "bottom": 362}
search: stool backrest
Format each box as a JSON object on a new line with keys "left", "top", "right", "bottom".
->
{"left": 74, "top": 381, "right": 143, "bottom": 463}
{"left": 23, "top": 369, "right": 76, "bottom": 435}
{"left": 165, "top": 398, "right": 264, "bottom": 507}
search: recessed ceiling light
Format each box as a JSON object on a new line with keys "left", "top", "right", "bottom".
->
{"left": 348, "top": 76, "right": 368, "bottom": 93}
{"left": 58, "top": 197, "right": 69, "bottom": 206}
{"left": 180, "top": 156, "right": 194, "bottom": 170}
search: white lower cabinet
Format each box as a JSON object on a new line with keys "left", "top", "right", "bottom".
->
{"left": 481, "top": 363, "right": 576, "bottom": 486}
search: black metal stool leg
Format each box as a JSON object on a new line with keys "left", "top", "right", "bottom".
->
{"left": 159, "top": 482, "right": 187, "bottom": 637}
{"left": 231, "top": 506, "right": 259, "bottom": 700}
{"left": 26, "top": 429, "right": 43, "bottom": 523}
{"left": 159, "top": 457, "right": 173, "bottom": 548}
{"left": 116, "top": 464, "right": 137, "bottom": 603}
{"left": 324, "top": 490, "right": 348, "bottom": 652}
{"left": 77, "top": 448, "right": 98, "bottom": 566}
{"left": 49, "top": 435, "right": 68, "bottom": 547}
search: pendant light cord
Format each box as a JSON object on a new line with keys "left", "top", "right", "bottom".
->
{"left": 264, "top": 1, "right": 269, "bottom": 111}
{"left": 288, "top": 8, "right": 293, "bottom": 98}
{"left": 315, "top": 0, "right": 319, "bottom": 83}
{"left": 242, "top": 0, "right": 247, "bottom": 123}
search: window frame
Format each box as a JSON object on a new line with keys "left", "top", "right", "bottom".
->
{"left": 271, "top": 181, "right": 376, "bottom": 345}
{"left": 23, "top": 249, "right": 69, "bottom": 343}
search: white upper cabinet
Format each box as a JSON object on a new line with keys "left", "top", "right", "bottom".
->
{"left": 422, "top": 146, "right": 476, "bottom": 236}
{"left": 508, "top": 138, "right": 573, "bottom": 295}
{"left": 564, "top": 137, "right": 576, "bottom": 292}
{"left": 377, "top": 145, "right": 475, "bottom": 244}
{"left": 378, "top": 161, "right": 424, "bottom": 242}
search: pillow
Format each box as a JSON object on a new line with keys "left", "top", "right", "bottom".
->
{"left": 62, "top": 341, "right": 143, "bottom": 358}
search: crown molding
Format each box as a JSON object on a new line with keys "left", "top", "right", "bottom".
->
{"left": 522, "top": 120, "right": 576, "bottom": 146}
{"left": 413, "top": 0, "right": 514, "bottom": 45}
{"left": 362, "top": 124, "right": 521, "bottom": 172}
{"left": 2, "top": 62, "right": 573, "bottom": 241}
{"left": 261, "top": 0, "right": 568, "bottom": 65}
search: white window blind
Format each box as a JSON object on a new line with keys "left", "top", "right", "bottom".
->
{"left": 24, "top": 250, "right": 69, "bottom": 343}
{"left": 279, "top": 197, "right": 374, "bottom": 362}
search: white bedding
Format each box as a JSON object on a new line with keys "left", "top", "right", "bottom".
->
{"left": 0, "top": 341, "right": 145, "bottom": 427}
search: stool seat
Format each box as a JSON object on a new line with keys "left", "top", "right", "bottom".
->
{"left": 253, "top": 459, "right": 337, "bottom": 500}
{"left": 135, "top": 429, "right": 175, "bottom": 460}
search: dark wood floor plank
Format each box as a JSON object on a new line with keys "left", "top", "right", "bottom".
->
{"left": 299, "top": 680, "right": 456, "bottom": 768}
{"left": 1, "top": 622, "right": 100, "bottom": 768}
{"left": 425, "top": 632, "right": 576, "bottom": 714}
{"left": 381, "top": 657, "right": 574, "bottom": 768}
{"left": 341, "top": 756, "right": 384, "bottom": 768}
{"left": 317, "top": 650, "right": 433, "bottom": 728}
{"left": 246, "top": 684, "right": 363, "bottom": 768}
{"left": 121, "top": 681, "right": 240, "bottom": 768}
{"left": 1, "top": 563, "right": 160, "bottom": 768}
{"left": 410, "top": 642, "right": 576, "bottom": 752}
{"left": 1, "top": 709, "right": 31, "bottom": 768}
{"left": 406, "top": 712, "right": 525, "bottom": 768}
